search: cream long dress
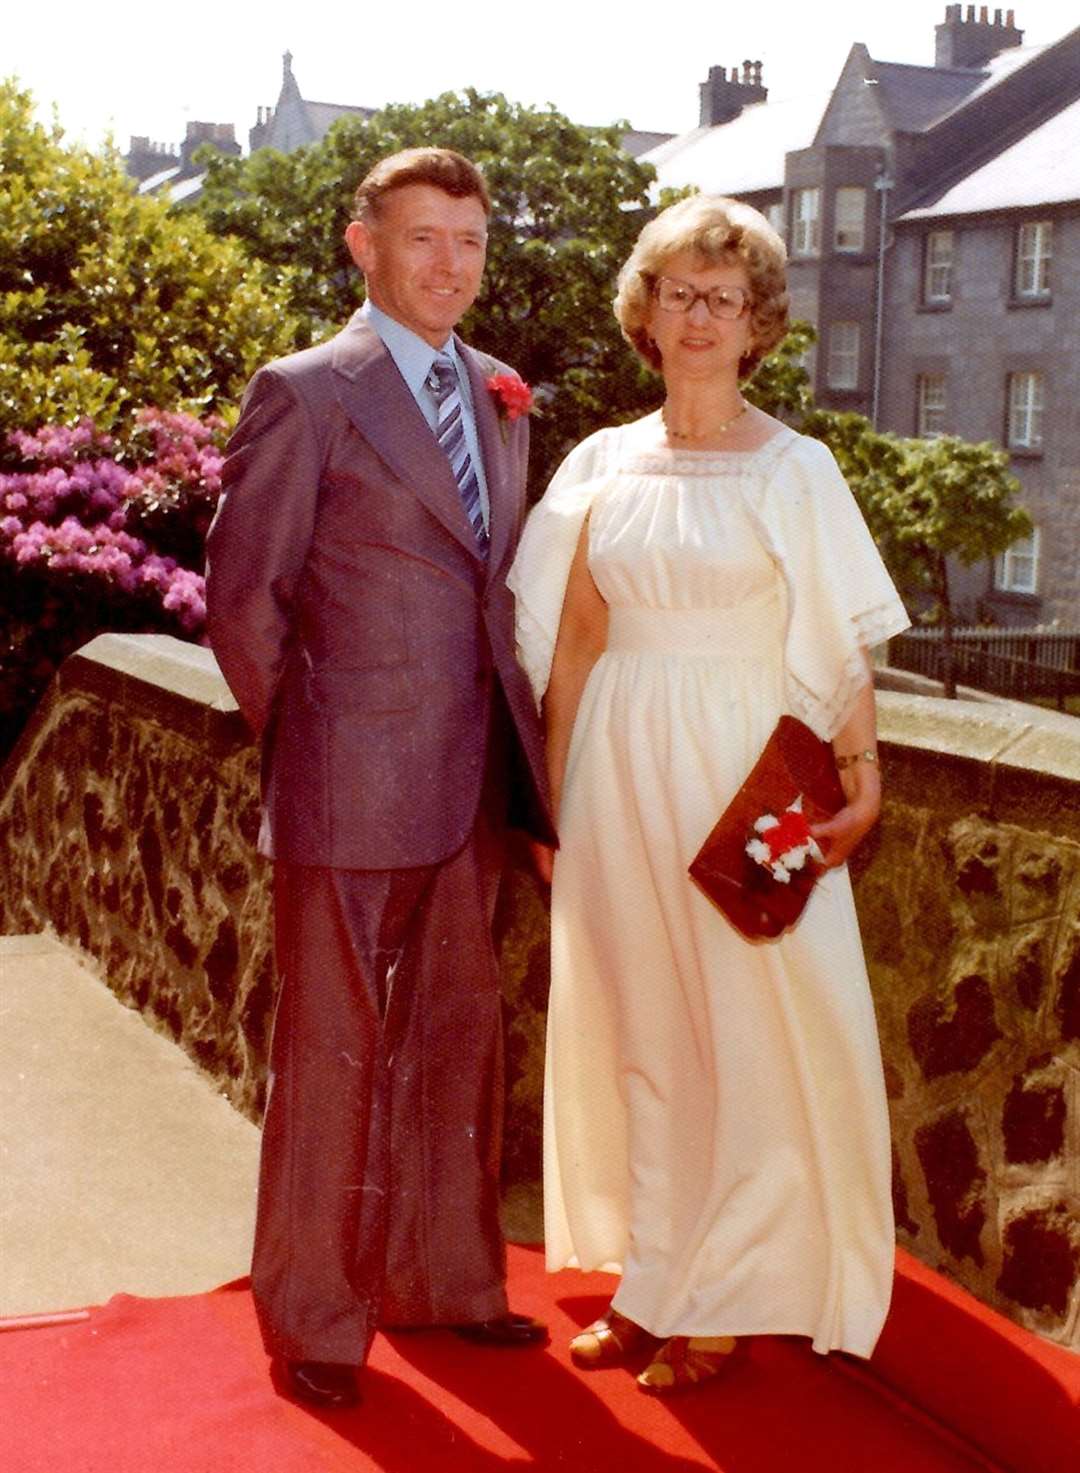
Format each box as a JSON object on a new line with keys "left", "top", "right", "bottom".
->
{"left": 507, "top": 415, "right": 911, "bottom": 1359}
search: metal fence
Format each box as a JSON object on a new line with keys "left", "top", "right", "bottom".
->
{"left": 889, "top": 628, "right": 1080, "bottom": 710}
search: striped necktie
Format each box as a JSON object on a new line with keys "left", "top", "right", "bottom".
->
{"left": 428, "top": 353, "right": 488, "bottom": 553}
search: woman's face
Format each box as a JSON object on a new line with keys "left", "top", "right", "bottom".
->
{"left": 645, "top": 251, "right": 754, "bottom": 383}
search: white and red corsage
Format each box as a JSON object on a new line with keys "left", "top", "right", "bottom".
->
{"left": 745, "top": 795, "right": 825, "bottom": 884}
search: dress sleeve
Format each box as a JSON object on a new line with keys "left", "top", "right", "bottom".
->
{"left": 752, "top": 434, "right": 911, "bottom": 741}
{"left": 507, "top": 430, "right": 615, "bottom": 709}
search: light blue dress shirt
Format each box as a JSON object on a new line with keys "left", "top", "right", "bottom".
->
{"left": 360, "top": 299, "right": 490, "bottom": 530}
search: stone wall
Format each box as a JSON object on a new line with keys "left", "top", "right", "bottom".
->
{"left": 2, "top": 634, "right": 1078, "bottom": 1350}
{"left": 0, "top": 636, "right": 276, "bottom": 1122}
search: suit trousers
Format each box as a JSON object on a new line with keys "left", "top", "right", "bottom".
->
{"left": 250, "top": 776, "right": 510, "bottom": 1365}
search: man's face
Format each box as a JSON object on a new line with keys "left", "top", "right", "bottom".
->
{"left": 345, "top": 183, "right": 488, "bottom": 347}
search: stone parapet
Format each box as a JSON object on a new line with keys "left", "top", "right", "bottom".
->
{"left": 1, "top": 634, "right": 1077, "bottom": 1350}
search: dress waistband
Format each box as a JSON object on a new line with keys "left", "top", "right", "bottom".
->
{"left": 605, "top": 595, "right": 783, "bottom": 658}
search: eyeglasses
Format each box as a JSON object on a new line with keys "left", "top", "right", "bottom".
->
{"left": 652, "top": 276, "right": 751, "bottom": 321}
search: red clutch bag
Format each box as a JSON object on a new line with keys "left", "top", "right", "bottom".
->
{"left": 688, "top": 715, "right": 845, "bottom": 940}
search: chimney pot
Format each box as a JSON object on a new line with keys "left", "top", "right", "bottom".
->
{"left": 1005, "top": 8, "right": 1015, "bottom": 24}
{"left": 993, "top": 8, "right": 1002, "bottom": 23}
{"left": 978, "top": 5, "right": 988, "bottom": 22}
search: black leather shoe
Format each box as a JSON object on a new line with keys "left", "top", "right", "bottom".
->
{"left": 454, "top": 1312, "right": 548, "bottom": 1348}
{"left": 285, "top": 1360, "right": 361, "bottom": 1408}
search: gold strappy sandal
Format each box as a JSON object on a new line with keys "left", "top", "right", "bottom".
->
{"left": 636, "top": 1334, "right": 744, "bottom": 1394}
{"left": 569, "top": 1308, "right": 657, "bottom": 1369}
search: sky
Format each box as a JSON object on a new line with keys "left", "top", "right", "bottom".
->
{"left": 6, "top": 0, "right": 1078, "bottom": 152}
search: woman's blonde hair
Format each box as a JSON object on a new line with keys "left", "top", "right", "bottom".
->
{"left": 614, "top": 194, "right": 789, "bottom": 377}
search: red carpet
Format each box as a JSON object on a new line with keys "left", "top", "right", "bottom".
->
{"left": 3, "top": 1246, "right": 1076, "bottom": 1472}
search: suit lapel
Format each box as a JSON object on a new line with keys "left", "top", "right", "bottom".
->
{"left": 331, "top": 316, "right": 480, "bottom": 558}
{"left": 459, "top": 340, "right": 515, "bottom": 577}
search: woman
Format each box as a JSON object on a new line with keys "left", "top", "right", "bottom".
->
{"left": 508, "top": 195, "right": 910, "bottom": 1393}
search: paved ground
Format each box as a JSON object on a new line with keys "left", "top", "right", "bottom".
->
{"left": 0, "top": 934, "right": 260, "bottom": 1316}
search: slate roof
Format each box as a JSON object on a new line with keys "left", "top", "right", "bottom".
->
{"left": 932, "top": 39, "right": 1052, "bottom": 120}
{"left": 870, "top": 61, "right": 984, "bottom": 134}
{"left": 901, "top": 94, "right": 1080, "bottom": 219}
{"left": 622, "top": 129, "right": 675, "bottom": 159}
{"left": 137, "top": 165, "right": 183, "bottom": 196}
{"left": 640, "top": 88, "right": 831, "bottom": 197}
{"left": 302, "top": 100, "right": 376, "bottom": 141}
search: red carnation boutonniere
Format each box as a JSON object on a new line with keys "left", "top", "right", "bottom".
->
{"left": 745, "top": 795, "right": 825, "bottom": 885}
{"left": 486, "top": 372, "right": 536, "bottom": 441}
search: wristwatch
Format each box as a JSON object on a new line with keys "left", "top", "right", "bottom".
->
{"left": 834, "top": 749, "right": 878, "bottom": 771}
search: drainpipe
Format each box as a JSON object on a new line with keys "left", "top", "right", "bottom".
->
{"left": 872, "top": 171, "right": 894, "bottom": 430}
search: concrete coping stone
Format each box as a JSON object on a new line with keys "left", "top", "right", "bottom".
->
{"left": 73, "top": 633, "right": 238, "bottom": 713}
{"left": 877, "top": 690, "right": 1080, "bottom": 784}
{"left": 63, "top": 633, "right": 1080, "bottom": 784}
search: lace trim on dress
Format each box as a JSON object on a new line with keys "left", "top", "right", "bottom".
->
{"left": 617, "top": 431, "right": 796, "bottom": 480}
{"left": 514, "top": 598, "right": 555, "bottom": 712}
{"left": 788, "top": 599, "right": 912, "bottom": 740}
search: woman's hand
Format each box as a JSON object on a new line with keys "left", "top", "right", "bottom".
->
{"left": 809, "top": 762, "right": 880, "bottom": 869}
{"left": 529, "top": 839, "right": 556, "bottom": 887}
{"left": 809, "top": 658, "right": 881, "bottom": 868}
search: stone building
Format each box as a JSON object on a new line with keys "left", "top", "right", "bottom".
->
{"left": 247, "top": 50, "right": 375, "bottom": 155}
{"left": 125, "top": 121, "right": 241, "bottom": 204}
{"left": 246, "top": 49, "right": 670, "bottom": 159}
{"left": 127, "top": 48, "right": 670, "bottom": 203}
{"left": 643, "top": 7, "right": 1080, "bottom": 627}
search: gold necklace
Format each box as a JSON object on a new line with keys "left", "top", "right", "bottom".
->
{"left": 662, "top": 399, "right": 747, "bottom": 442}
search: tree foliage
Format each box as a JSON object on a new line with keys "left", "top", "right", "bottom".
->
{"left": 803, "top": 404, "right": 1031, "bottom": 694}
{"left": 0, "top": 79, "right": 299, "bottom": 447}
{"left": 196, "top": 88, "right": 659, "bottom": 490}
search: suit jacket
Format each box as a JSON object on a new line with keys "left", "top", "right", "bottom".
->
{"left": 205, "top": 311, "right": 555, "bottom": 870}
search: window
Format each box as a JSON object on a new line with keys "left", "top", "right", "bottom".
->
{"left": 1008, "top": 371, "right": 1044, "bottom": 450}
{"left": 791, "top": 188, "right": 821, "bottom": 256}
{"left": 1015, "top": 221, "right": 1052, "bottom": 298}
{"left": 765, "top": 201, "right": 785, "bottom": 240}
{"left": 827, "top": 322, "right": 860, "bottom": 389}
{"left": 994, "top": 528, "right": 1040, "bottom": 595}
{"left": 834, "top": 187, "right": 866, "bottom": 252}
{"left": 923, "top": 230, "right": 953, "bottom": 303}
{"left": 917, "top": 375, "right": 947, "bottom": 438}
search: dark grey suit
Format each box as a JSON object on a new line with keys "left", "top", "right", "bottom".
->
{"left": 205, "top": 312, "right": 554, "bottom": 1364}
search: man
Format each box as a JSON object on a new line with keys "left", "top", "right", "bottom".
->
{"left": 205, "top": 147, "right": 555, "bottom": 1410}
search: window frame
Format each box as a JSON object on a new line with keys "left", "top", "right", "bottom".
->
{"left": 765, "top": 201, "right": 785, "bottom": 240}
{"left": 1014, "top": 220, "right": 1052, "bottom": 300}
{"left": 994, "top": 527, "right": 1040, "bottom": 595}
{"left": 791, "top": 187, "right": 821, "bottom": 257}
{"left": 827, "top": 321, "right": 861, "bottom": 391}
{"left": 1007, "top": 371, "right": 1044, "bottom": 451}
{"left": 916, "top": 373, "right": 947, "bottom": 438}
{"left": 923, "top": 230, "right": 954, "bottom": 304}
{"left": 833, "top": 187, "right": 867, "bottom": 253}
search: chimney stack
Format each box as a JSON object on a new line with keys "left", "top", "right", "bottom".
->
{"left": 699, "top": 59, "right": 767, "bottom": 127}
{"left": 935, "top": 3, "right": 1023, "bottom": 68}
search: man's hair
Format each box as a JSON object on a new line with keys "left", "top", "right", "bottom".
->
{"left": 352, "top": 147, "right": 492, "bottom": 222}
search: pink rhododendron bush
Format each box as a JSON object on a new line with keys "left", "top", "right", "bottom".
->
{"left": 0, "top": 409, "right": 225, "bottom": 757}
